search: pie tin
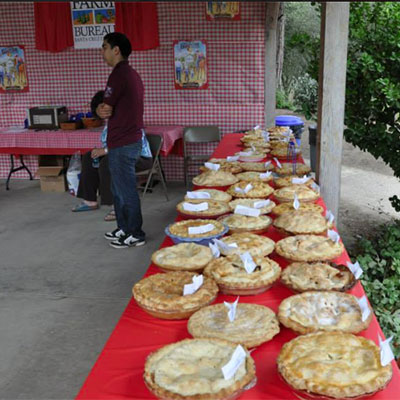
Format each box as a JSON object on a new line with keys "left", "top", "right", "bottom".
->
{"left": 165, "top": 223, "right": 229, "bottom": 246}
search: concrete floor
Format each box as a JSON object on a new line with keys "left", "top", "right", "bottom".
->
{"left": 0, "top": 134, "right": 399, "bottom": 399}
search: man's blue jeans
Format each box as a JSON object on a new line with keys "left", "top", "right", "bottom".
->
{"left": 108, "top": 141, "right": 145, "bottom": 240}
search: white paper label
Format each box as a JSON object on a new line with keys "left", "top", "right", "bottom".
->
{"left": 325, "top": 210, "right": 335, "bottom": 224}
{"left": 227, "top": 155, "right": 240, "bottom": 162}
{"left": 213, "top": 238, "right": 238, "bottom": 254}
{"left": 379, "top": 335, "right": 395, "bottom": 366}
{"left": 310, "top": 182, "right": 321, "bottom": 193}
{"left": 234, "top": 205, "right": 261, "bottom": 217}
{"left": 262, "top": 131, "right": 270, "bottom": 142}
{"left": 250, "top": 144, "right": 256, "bottom": 152}
{"left": 327, "top": 229, "right": 340, "bottom": 243}
{"left": 182, "top": 202, "right": 209, "bottom": 212}
{"left": 293, "top": 193, "right": 300, "bottom": 210}
{"left": 209, "top": 241, "right": 220, "bottom": 258}
{"left": 188, "top": 224, "right": 214, "bottom": 235}
{"left": 239, "top": 151, "right": 253, "bottom": 156}
{"left": 221, "top": 345, "right": 246, "bottom": 380}
{"left": 253, "top": 125, "right": 261, "bottom": 130}
{"left": 224, "top": 296, "right": 239, "bottom": 322}
{"left": 204, "top": 162, "right": 220, "bottom": 171}
{"left": 234, "top": 183, "right": 253, "bottom": 194}
{"left": 347, "top": 260, "right": 363, "bottom": 279}
{"left": 292, "top": 175, "right": 310, "bottom": 185}
{"left": 259, "top": 171, "right": 272, "bottom": 179}
{"left": 253, "top": 199, "right": 271, "bottom": 209}
{"left": 265, "top": 161, "right": 272, "bottom": 169}
{"left": 183, "top": 274, "right": 204, "bottom": 296}
{"left": 186, "top": 191, "right": 211, "bottom": 199}
{"left": 240, "top": 252, "right": 257, "bottom": 274}
{"left": 282, "top": 130, "right": 291, "bottom": 137}
{"left": 273, "top": 158, "right": 282, "bottom": 168}
{"left": 356, "top": 295, "right": 371, "bottom": 322}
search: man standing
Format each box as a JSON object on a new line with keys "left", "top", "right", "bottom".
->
{"left": 97, "top": 32, "right": 146, "bottom": 249}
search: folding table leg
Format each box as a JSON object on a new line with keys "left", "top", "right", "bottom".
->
{"left": 6, "top": 154, "right": 33, "bottom": 190}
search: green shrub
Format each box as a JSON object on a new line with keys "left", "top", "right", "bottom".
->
{"left": 276, "top": 88, "right": 295, "bottom": 110}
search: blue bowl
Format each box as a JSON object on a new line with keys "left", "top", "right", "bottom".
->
{"left": 165, "top": 223, "right": 229, "bottom": 246}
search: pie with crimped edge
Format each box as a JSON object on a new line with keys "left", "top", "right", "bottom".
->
{"left": 151, "top": 243, "right": 213, "bottom": 272}
{"left": 243, "top": 141, "right": 271, "bottom": 151}
{"left": 185, "top": 188, "right": 232, "bottom": 202}
{"left": 132, "top": 271, "right": 218, "bottom": 319}
{"left": 192, "top": 170, "right": 239, "bottom": 187}
{"left": 203, "top": 254, "right": 281, "bottom": 295}
{"left": 274, "top": 162, "right": 311, "bottom": 176}
{"left": 227, "top": 181, "right": 274, "bottom": 198}
{"left": 277, "top": 331, "right": 393, "bottom": 399}
{"left": 273, "top": 209, "right": 332, "bottom": 236}
{"left": 169, "top": 219, "right": 226, "bottom": 238}
{"left": 199, "top": 158, "right": 243, "bottom": 174}
{"left": 281, "top": 262, "right": 356, "bottom": 293}
{"left": 177, "top": 199, "right": 230, "bottom": 218}
{"left": 274, "top": 184, "right": 319, "bottom": 203}
{"left": 218, "top": 232, "right": 275, "bottom": 257}
{"left": 240, "top": 161, "right": 274, "bottom": 172}
{"left": 276, "top": 234, "right": 344, "bottom": 262}
{"left": 235, "top": 151, "right": 267, "bottom": 162}
{"left": 218, "top": 214, "right": 272, "bottom": 234}
{"left": 270, "top": 140, "right": 299, "bottom": 149}
{"left": 235, "top": 171, "right": 273, "bottom": 183}
{"left": 188, "top": 303, "right": 280, "bottom": 348}
{"left": 228, "top": 198, "right": 276, "bottom": 214}
{"left": 275, "top": 175, "right": 315, "bottom": 188}
{"left": 278, "top": 291, "right": 372, "bottom": 334}
{"left": 272, "top": 202, "right": 324, "bottom": 217}
{"left": 144, "top": 338, "right": 256, "bottom": 400}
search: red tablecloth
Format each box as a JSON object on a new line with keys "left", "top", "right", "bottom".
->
{"left": 77, "top": 133, "right": 400, "bottom": 400}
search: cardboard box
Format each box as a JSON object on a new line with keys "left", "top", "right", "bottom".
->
{"left": 36, "top": 155, "right": 66, "bottom": 192}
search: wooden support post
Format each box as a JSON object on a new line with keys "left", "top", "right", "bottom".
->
{"left": 264, "top": 2, "right": 280, "bottom": 128}
{"left": 316, "top": 2, "right": 349, "bottom": 219}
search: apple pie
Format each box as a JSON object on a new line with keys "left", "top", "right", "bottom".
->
{"left": 270, "top": 146, "right": 302, "bottom": 160}
{"left": 177, "top": 199, "right": 230, "bottom": 218}
{"left": 274, "top": 163, "right": 311, "bottom": 176}
{"left": 185, "top": 188, "right": 232, "bottom": 202}
{"left": 240, "top": 162, "right": 274, "bottom": 172}
{"left": 188, "top": 303, "right": 280, "bottom": 348}
{"left": 236, "top": 151, "right": 267, "bottom": 162}
{"left": 227, "top": 181, "right": 274, "bottom": 198}
{"left": 271, "top": 202, "right": 324, "bottom": 217}
{"left": 274, "top": 184, "right": 319, "bottom": 203}
{"left": 218, "top": 214, "right": 272, "bottom": 234}
{"left": 235, "top": 171, "right": 273, "bottom": 183}
{"left": 228, "top": 198, "right": 276, "bottom": 214}
{"left": 192, "top": 170, "right": 239, "bottom": 187}
{"left": 168, "top": 219, "right": 226, "bottom": 239}
{"left": 199, "top": 158, "right": 243, "bottom": 174}
{"left": 277, "top": 331, "right": 393, "bottom": 399}
{"left": 243, "top": 141, "right": 271, "bottom": 151}
{"left": 275, "top": 175, "right": 315, "bottom": 188}
{"left": 218, "top": 232, "right": 275, "bottom": 257}
{"left": 132, "top": 271, "right": 218, "bottom": 319}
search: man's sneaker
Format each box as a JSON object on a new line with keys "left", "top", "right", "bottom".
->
{"left": 109, "top": 234, "right": 146, "bottom": 249}
{"left": 104, "top": 228, "right": 125, "bottom": 240}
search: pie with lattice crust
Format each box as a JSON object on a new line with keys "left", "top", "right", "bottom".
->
{"left": 275, "top": 175, "right": 315, "bottom": 188}
{"left": 271, "top": 202, "right": 324, "bottom": 217}
{"left": 188, "top": 303, "right": 280, "bottom": 348}
{"left": 281, "top": 262, "right": 356, "bottom": 292}
{"left": 240, "top": 162, "right": 274, "bottom": 172}
{"left": 203, "top": 254, "right": 281, "bottom": 295}
{"left": 235, "top": 171, "right": 273, "bottom": 183}
{"left": 227, "top": 181, "right": 274, "bottom": 198}
{"left": 278, "top": 291, "right": 372, "bottom": 334}
{"left": 218, "top": 232, "right": 275, "bottom": 257}
{"left": 133, "top": 271, "right": 218, "bottom": 319}
{"left": 177, "top": 199, "right": 230, "bottom": 218}
{"left": 144, "top": 338, "right": 256, "bottom": 400}
{"left": 192, "top": 170, "right": 239, "bottom": 187}
{"left": 277, "top": 331, "right": 393, "bottom": 399}
{"left": 152, "top": 243, "right": 213, "bottom": 272}
{"left": 218, "top": 214, "right": 272, "bottom": 234}
{"left": 168, "top": 219, "right": 226, "bottom": 238}
{"left": 185, "top": 189, "right": 232, "bottom": 202}
{"left": 274, "top": 185, "right": 319, "bottom": 203}
{"left": 276, "top": 234, "right": 344, "bottom": 262}
{"left": 228, "top": 198, "right": 276, "bottom": 214}
{"left": 274, "top": 163, "right": 311, "bottom": 176}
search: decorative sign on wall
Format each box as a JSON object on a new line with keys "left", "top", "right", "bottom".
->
{"left": 206, "top": 2, "right": 241, "bottom": 20}
{"left": 70, "top": 1, "right": 115, "bottom": 49}
{"left": 174, "top": 40, "right": 208, "bottom": 90}
{"left": 0, "top": 45, "right": 28, "bottom": 93}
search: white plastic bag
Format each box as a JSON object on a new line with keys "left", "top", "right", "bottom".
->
{"left": 67, "top": 152, "right": 82, "bottom": 196}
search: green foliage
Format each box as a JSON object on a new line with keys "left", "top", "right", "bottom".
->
{"left": 355, "top": 221, "right": 400, "bottom": 357}
{"left": 289, "top": 73, "right": 318, "bottom": 120}
{"left": 345, "top": 3, "right": 400, "bottom": 211}
{"left": 276, "top": 88, "right": 295, "bottom": 110}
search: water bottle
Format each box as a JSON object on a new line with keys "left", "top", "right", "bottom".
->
{"left": 92, "top": 157, "right": 100, "bottom": 168}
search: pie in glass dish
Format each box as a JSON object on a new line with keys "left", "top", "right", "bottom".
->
{"left": 274, "top": 184, "right": 319, "bottom": 203}
{"left": 271, "top": 202, "right": 324, "bottom": 217}
{"left": 274, "top": 162, "right": 311, "bottom": 176}
{"left": 192, "top": 170, "right": 239, "bottom": 187}
{"left": 281, "top": 262, "right": 356, "bottom": 292}
{"left": 240, "top": 162, "right": 274, "bottom": 172}
{"left": 277, "top": 331, "right": 393, "bottom": 399}
{"left": 188, "top": 303, "right": 280, "bottom": 348}
{"left": 235, "top": 171, "right": 273, "bottom": 183}
{"left": 228, "top": 198, "right": 276, "bottom": 214}
{"left": 276, "top": 234, "right": 344, "bottom": 262}
{"left": 185, "top": 188, "right": 232, "bottom": 202}
{"left": 218, "top": 213, "right": 272, "bottom": 234}
{"left": 278, "top": 291, "right": 372, "bottom": 334}
{"left": 227, "top": 181, "right": 274, "bottom": 198}
{"left": 144, "top": 338, "right": 256, "bottom": 400}
{"left": 203, "top": 254, "right": 281, "bottom": 295}
{"left": 218, "top": 232, "right": 275, "bottom": 257}
{"left": 132, "top": 271, "right": 218, "bottom": 319}
{"left": 151, "top": 243, "right": 213, "bottom": 272}
{"left": 177, "top": 199, "right": 230, "bottom": 219}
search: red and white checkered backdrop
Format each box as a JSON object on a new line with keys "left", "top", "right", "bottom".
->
{"left": 0, "top": 2, "right": 266, "bottom": 181}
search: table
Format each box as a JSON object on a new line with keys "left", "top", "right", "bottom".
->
{"left": 77, "top": 133, "right": 400, "bottom": 400}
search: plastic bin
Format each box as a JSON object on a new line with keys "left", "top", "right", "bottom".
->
{"left": 309, "top": 124, "right": 317, "bottom": 172}
{"left": 275, "top": 115, "right": 305, "bottom": 146}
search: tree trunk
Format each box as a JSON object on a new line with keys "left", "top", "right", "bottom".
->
{"left": 276, "top": 2, "right": 285, "bottom": 90}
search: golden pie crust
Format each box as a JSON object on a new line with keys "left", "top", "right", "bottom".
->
{"left": 218, "top": 232, "right": 275, "bottom": 257}
{"left": 277, "top": 331, "right": 393, "bottom": 399}
{"left": 132, "top": 271, "right": 218, "bottom": 319}
{"left": 192, "top": 170, "right": 239, "bottom": 187}
{"left": 177, "top": 199, "right": 230, "bottom": 218}
{"left": 188, "top": 303, "right": 280, "bottom": 348}
{"left": 274, "top": 163, "right": 311, "bottom": 176}
{"left": 274, "top": 184, "right": 319, "bottom": 203}
{"left": 270, "top": 147, "right": 301, "bottom": 160}
{"left": 236, "top": 151, "right": 267, "bottom": 162}
{"left": 276, "top": 234, "right": 344, "bottom": 262}
{"left": 151, "top": 243, "right": 213, "bottom": 272}
{"left": 185, "top": 189, "right": 232, "bottom": 202}
{"left": 228, "top": 198, "right": 276, "bottom": 214}
{"left": 235, "top": 171, "right": 273, "bottom": 183}
{"left": 278, "top": 291, "right": 372, "bottom": 334}
{"left": 144, "top": 338, "right": 256, "bottom": 400}
{"left": 199, "top": 158, "right": 243, "bottom": 174}
{"left": 243, "top": 141, "right": 271, "bottom": 151}
{"left": 272, "top": 202, "right": 324, "bottom": 217}
{"left": 275, "top": 175, "right": 315, "bottom": 188}
{"left": 281, "top": 262, "right": 356, "bottom": 292}
{"left": 227, "top": 181, "right": 274, "bottom": 198}
{"left": 240, "top": 162, "right": 274, "bottom": 172}
{"left": 218, "top": 214, "right": 272, "bottom": 234}
{"left": 203, "top": 254, "right": 281, "bottom": 295}
{"left": 169, "top": 219, "right": 226, "bottom": 238}
{"left": 273, "top": 210, "right": 331, "bottom": 236}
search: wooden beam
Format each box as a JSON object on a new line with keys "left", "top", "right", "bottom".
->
{"left": 264, "top": 2, "right": 280, "bottom": 128}
{"left": 316, "top": 2, "right": 349, "bottom": 219}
